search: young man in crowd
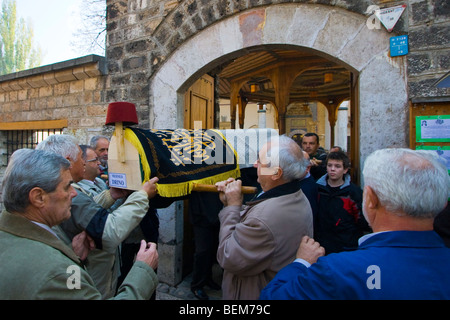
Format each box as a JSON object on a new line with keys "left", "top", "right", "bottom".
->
{"left": 315, "top": 151, "right": 370, "bottom": 254}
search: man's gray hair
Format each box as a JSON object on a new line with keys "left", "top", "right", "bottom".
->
{"left": 90, "top": 135, "right": 110, "bottom": 148}
{"left": 363, "top": 148, "right": 449, "bottom": 218}
{"left": 267, "top": 135, "right": 309, "bottom": 181}
{"left": 36, "top": 134, "right": 80, "bottom": 161}
{"left": 2, "top": 149, "right": 71, "bottom": 214}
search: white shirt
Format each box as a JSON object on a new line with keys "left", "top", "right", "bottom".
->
{"left": 31, "top": 221, "right": 59, "bottom": 239}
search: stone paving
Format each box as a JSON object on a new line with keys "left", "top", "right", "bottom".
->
{"left": 156, "top": 264, "right": 223, "bottom": 300}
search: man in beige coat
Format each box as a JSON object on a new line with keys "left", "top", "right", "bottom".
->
{"left": 216, "top": 135, "right": 313, "bottom": 300}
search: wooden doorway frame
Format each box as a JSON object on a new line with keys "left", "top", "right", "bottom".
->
{"left": 184, "top": 74, "right": 214, "bottom": 129}
{"left": 349, "top": 72, "right": 360, "bottom": 186}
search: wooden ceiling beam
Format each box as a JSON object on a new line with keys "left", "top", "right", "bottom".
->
{"left": 221, "top": 59, "right": 329, "bottom": 82}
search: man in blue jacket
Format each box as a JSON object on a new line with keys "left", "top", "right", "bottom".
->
{"left": 260, "top": 148, "right": 450, "bottom": 299}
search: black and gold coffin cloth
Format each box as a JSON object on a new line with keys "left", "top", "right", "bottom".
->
{"left": 124, "top": 127, "right": 241, "bottom": 198}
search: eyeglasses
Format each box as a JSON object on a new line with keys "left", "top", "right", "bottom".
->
{"left": 86, "top": 157, "right": 100, "bottom": 163}
{"left": 256, "top": 157, "right": 270, "bottom": 167}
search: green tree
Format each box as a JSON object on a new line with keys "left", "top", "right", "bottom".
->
{"left": 0, "top": 0, "right": 42, "bottom": 75}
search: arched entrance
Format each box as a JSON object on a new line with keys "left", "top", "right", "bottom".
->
{"left": 151, "top": 3, "right": 408, "bottom": 174}
{"left": 150, "top": 3, "right": 408, "bottom": 285}
{"left": 210, "top": 47, "right": 352, "bottom": 151}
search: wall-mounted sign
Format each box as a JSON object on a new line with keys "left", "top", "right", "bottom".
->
{"left": 390, "top": 35, "right": 408, "bottom": 57}
{"left": 374, "top": 4, "right": 406, "bottom": 32}
{"left": 416, "top": 115, "right": 450, "bottom": 142}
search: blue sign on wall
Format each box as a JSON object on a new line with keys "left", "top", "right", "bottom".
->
{"left": 390, "top": 35, "right": 408, "bottom": 57}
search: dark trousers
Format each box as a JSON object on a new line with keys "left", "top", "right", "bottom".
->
{"left": 191, "top": 223, "right": 219, "bottom": 289}
{"left": 118, "top": 242, "right": 157, "bottom": 300}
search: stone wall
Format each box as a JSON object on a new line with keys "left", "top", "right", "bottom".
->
{"left": 0, "top": 55, "right": 108, "bottom": 210}
{"left": 0, "top": 55, "right": 108, "bottom": 138}
{"left": 408, "top": 0, "right": 450, "bottom": 101}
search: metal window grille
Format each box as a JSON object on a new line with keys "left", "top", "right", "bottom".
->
{"left": 4, "top": 129, "right": 64, "bottom": 164}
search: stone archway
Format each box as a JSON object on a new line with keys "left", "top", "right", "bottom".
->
{"left": 151, "top": 3, "right": 408, "bottom": 166}
{"left": 150, "top": 3, "right": 408, "bottom": 286}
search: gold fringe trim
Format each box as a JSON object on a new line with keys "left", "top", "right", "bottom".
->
{"left": 156, "top": 168, "right": 241, "bottom": 198}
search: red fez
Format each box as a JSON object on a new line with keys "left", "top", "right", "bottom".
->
{"left": 105, "top": 101, "right": 139, "bottom": 125}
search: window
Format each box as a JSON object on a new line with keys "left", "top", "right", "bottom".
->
{"left": 4, "top": 129, "right": 64, "bottom": 163}
{"left": 1, "top": 119, "right": 68, "bottom": 164}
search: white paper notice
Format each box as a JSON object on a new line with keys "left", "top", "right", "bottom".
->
{"left": 109, "top": 173, "right": 128, "bottom": 188}
{"left": 419, "top": 118, "right": 450, "bottom": 140}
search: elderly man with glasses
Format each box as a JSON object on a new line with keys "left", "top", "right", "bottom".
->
{"left": 77, "top": 145, "right": 108, "bottom": 196}
{"left": 215, "top": 135, "right": 313, "bottom": 300}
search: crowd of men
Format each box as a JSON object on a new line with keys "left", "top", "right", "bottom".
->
{"left": 0, "top": 130, "right": 449, "bottom": 300}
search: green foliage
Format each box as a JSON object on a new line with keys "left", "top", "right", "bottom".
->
{"left": 0, "top": 0, "right": 42, "bottom": 75}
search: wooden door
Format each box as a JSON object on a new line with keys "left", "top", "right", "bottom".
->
{"left": 184, "top": 74, "right": 214, "bottom": 129}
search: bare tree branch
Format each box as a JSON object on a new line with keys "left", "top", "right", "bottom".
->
{"left": 70, "top": 0, "right": 106, "bottom": 56}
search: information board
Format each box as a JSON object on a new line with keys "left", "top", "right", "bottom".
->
{"left": 416, "top": 115, "right": 450, "bottom": 142}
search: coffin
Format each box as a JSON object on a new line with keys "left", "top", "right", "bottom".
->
{"left": 106, "top": 102, "right": 278, "bottom": 197}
